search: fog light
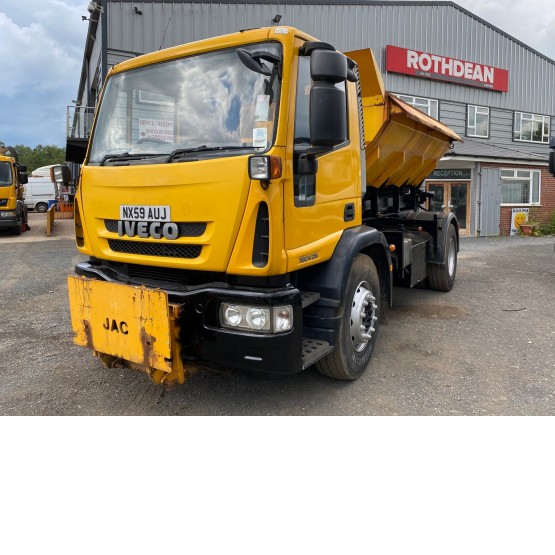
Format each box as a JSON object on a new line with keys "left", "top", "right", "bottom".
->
{"left": 246, "top": 308, "right": 267, "bottom": 330}
{"left": 273, "top": 305, "right": 293, "bottom": 332}
{"left": 223, "top": 305, "right": 242, "bottom": 327}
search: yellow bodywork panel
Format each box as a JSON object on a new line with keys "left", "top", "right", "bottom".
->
{"left": 346, "top": 48, "right": 462, "bottom": 188}
{"left": 68, "top": 275, "right": 189, "bottom": 384}
{"left": 363, "top": 94, "right": 461, "bottom": 188}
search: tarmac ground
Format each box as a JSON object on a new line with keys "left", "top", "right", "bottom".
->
{"left": 0, "top": 211, "right": 554, "bottom": 415}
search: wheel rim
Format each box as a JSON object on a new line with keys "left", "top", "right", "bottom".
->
{"left": 350, "top": 280, "right": 378, "bottom": 352}
{"left": 447, "top": 237, "right": 456, "bottom": 276}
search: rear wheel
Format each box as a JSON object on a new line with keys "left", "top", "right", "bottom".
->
{"left": 316, "top": 254, "right": 380, "bottom": 381}
{"left": 35, "top": 202, "right": 48, "bottom": 213}
{"left": 428, "top": 224, "right": 457, "bottom": 291}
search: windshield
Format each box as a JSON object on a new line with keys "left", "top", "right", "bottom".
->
{"left": 0, "top": 162, "right": 13, "bottom": 186}
{"left": 88, "top": 42, "right": 282, "bottom": 165}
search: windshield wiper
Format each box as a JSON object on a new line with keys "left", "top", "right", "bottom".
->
{"left": 99, "top": 152, "right": 162, "bottom": 166}
{"left": 166, "top": 145, "right": 252, "bottom": 163}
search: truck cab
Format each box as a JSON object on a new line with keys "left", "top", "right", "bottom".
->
{"left": 65, "top": 26, "right": 460, "bottom": 385}
{"left": 0, "top": 148, "right": 29, "bottom": 235}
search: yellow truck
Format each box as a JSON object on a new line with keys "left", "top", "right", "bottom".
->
{"left": 62, "top": 26, "right": 461, "bottom": 384}
{"left": 0, "top": 147, "right": 29, "bottom": 235}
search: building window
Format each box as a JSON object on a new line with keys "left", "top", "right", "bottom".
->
{"left": 500, "top": 169, "right": 540, "bottom": 204}
{"left": 467, "top": 105, "right": 489, "bottom": 138}
{"left": 396, "top": 94, "right": 438, "bottom": 119}
{"left": 513, "top": 112, "right": 550, "bottom": 143}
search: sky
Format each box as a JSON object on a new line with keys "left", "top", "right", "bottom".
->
{"left": 1, "top": 0, "right": 555, "bottom": 148}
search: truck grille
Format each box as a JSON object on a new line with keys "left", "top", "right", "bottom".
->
{"left": 108, "top": 239, "right": 202, "bottom": 259}
{"left": 104, "top": 219, "right": 206, "bottom": 237}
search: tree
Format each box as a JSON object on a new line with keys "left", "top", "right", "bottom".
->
{"left": 0, "top": 141, "right": 66, "bottom": 172}
{"left": 15, "top": 144, "right": 66, "bottom": 173}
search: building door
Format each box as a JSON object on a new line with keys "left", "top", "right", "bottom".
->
{"left": 426, "top": 182, "right": 470, "bottom": 236}
{"left": 479, "top": 168, "right": 501, "bottom": 236}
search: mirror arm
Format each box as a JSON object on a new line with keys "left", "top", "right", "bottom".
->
{"left": 300, "top": 41, "right": 336, "bottom": 56}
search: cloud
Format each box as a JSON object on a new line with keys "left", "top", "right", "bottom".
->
{"left": 1, "top": 0, "right": 555, "bottom": 148}
{"left": 0, "top": 1, "right": 88, "bottom": 147}
{"left": 456, "top": 0, "right": 555, "bottom": 59}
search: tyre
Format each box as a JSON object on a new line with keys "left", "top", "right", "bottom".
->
{"left": 428, "top": 224, "right": 457, "bottom": 291}
{"left": 316, "top": 254, "right": 380, "bottom": 381}
{"left": 10, "top": 222, "right": 21, "bottom": 235}
{"left": 35, "top": 202, "right": 48, "bottom": 213}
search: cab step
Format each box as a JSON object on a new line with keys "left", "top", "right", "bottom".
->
{"left": 301, "top": 291, "right": 320, "bottom": 308}
{"left": 302, "top": 338, "right": 333, "bottom": 370}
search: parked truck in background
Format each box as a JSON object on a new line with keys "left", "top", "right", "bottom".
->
{"left": 60, "top": 26, "right": 461, "bottom": 385}
{"left": 0, "top": 147, "right": 29, "bottom": 235}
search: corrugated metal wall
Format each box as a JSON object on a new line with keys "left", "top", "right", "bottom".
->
{"left": 106, "top": 1, "right": 555, "bottom": 116}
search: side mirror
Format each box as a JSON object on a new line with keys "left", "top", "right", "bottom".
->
{"left": 310, "top": 49, "right": 347, "bottom": 83}
{"left": 19, "top": 173, "right": 28, "bottom": 185}
{"left": 19, "top": 164, "right": 27, "bottom": 172}
{"left": 309, "top": 50, "right": 348, "bottom": 148}
{"left": 50, "top": 164, "right": 72, "bottom": 186}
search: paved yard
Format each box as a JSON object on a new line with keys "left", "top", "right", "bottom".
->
{"left": 1, "top": 215, "right": 554, "bottom": 415}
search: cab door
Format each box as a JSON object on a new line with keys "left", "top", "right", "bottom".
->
{"left": 284, "top": 51, "right": 361, "bottom": 267}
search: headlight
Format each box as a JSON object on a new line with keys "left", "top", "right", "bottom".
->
{"left": 223, "top": 305, "right": 243, "bottom": 327}
{"left": 0, "top": 211, "right": 16, "bottom": 217}
{"left": 245, "top": 308, "right": 268, "bottom": 330}
{"left": 220, "top": 303, "right": 293, "bottom": 333}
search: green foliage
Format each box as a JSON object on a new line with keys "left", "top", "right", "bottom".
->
{"left": 0, "top": 141, "right": 65, "bottom": 173}
{"left": 13, "top": 144, "right": 66, "bottom": 173}
{"left": 537, "top": 211, "right": 555, "bottom": 236}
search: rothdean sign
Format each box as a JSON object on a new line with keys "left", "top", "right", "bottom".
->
{"left": 386, "top": 45, "right": 509, "bottom": 92}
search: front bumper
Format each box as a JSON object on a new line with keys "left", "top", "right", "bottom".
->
{"left": 74, "top": 261, "right": 304, "bottom": 375}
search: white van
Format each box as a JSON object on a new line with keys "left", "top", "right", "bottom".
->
{"left": 24, "top": 177, "right": 57, "bottom": 213}
{"left": 31, "top": 165, "right": 56, "bottom": 178}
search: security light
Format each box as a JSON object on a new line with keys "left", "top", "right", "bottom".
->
{"left": 87, "top": 1, "right": 103, "bottom": 14}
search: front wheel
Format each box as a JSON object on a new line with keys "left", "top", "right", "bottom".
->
{"left": 35, "top": 202, "right": 48, "bottom": 213}
{"left": 428, "top": 224, "right": 457, "bottom": 291}
{"left": 316, "top": 254, "right": 381, "bottom": 381}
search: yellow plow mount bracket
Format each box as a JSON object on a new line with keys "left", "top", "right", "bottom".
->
{"left": 68, "top": 276, "right": 191, "bottom": 384}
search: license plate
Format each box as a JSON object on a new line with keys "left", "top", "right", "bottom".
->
{"left": 68, "top": 276, "right": 173, "bottom": 373}
{"left": 120, "top": 205, "right": 170, "bottom": 221}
